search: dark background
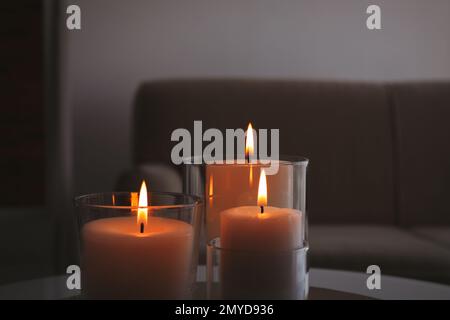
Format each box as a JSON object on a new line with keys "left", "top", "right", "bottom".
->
{"left": 0, "top": 1, "right": 44, "bottom": 206}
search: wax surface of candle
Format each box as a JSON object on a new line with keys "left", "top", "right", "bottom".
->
{"left": 220, "top": 205, "right": 302, "bottom": 251}
{"left": 82, "top": 216, "right": 193, "bottom": 299}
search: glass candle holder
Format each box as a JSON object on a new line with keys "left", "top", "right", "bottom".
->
{"left": 184, "top": 157, "right": 308, "bottom": 243}
{"left": 75, "top": 192, "right": 202, "bottom": 299}
{"left": 184, "top": 156, "right": 309, "bottom": 299}
{"left": 207, "top": 239, "right": 309, "bottom": 300}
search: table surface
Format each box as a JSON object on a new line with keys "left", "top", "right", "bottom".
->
{"left": 1, "top": 268, "right": 450, "bottom": 300}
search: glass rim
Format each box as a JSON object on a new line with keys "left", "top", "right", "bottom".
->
{"left": 74, "top": 191, "right": 202, "bottom": 211}
{"left": 182, "top": 155, "right": 309, "bottom": 167}
{"left": 208, "top": 238, "right": 309, "bottom": 253}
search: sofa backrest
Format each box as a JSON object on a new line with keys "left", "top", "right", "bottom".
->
{"left": 389, "top": 83, "right": 450, "bottom": 226}
{"left": 134, "top": 79, "right": 397, "bottom": 224}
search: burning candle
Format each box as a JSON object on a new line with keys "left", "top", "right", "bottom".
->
{"left": 220, "top": 169, "right": 303, "bottom": 251}
{"left": 205, "top": 123, "right": 294, "bottom": 241}
{"left": 219, "top": 170, "right": 303, "bottom": 299}
{"left": 82, "top": 181, "right": 194, "bottom": 299}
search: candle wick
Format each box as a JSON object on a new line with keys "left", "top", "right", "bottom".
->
{"left": 140, "top": 222, "right": 144, "bottom": 233}
{"left": 260, "top": 206, "right": 264, "bottom": 214}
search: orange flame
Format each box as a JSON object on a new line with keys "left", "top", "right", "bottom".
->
{"left": 209, "top": 175, "right": 214, "bottom": 198}
{"left": 208, "top": 175, "right": 214, "bottom": 206}
{"left": 137, "top": 181, "right": 148, "bottom": 229}
{"left": 257, "top": 169, "right": 267, "bottom": 208}
{"left": 245, "top": 123, "right": 254, "bottom": 160}
{"left": 131, "top": 192, "right": 138, "bottom": 207}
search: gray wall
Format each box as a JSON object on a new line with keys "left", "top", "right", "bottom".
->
{"left": 62, "top": 0, "right": 450, "bottom": 194}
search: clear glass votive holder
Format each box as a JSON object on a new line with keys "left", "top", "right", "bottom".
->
{"left": 74, "top": 192, "right": 202, "bottom": 299}
{"left": 207, "top": 239, "right": 309, "bottom": 300}
{"left": 184, "top": 156, "right": 309, "bottom": 248}
{"left": 185, "top": 156, "right": 309, "bottom": 299}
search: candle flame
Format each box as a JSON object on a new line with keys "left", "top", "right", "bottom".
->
{"left": 137, "top": 180, "right": 148, "bottom": 229}
{"left": 208, "top": 175, "right": 214, "bottom": 206}
{"left": 245, "top": 123, "right": 254, "bottom": 160}
{"left": 257, "top": 169, "right": 267, "bottom": 208}
{"left": 131, "top": 192, "right": 138, "bottom": 207}
{"left": 209, "top": 175, "right": 214, "bottom": 197}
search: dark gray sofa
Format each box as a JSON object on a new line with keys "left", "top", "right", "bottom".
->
{"left": 118, "top": 79, "right": 450, "bottom": 285}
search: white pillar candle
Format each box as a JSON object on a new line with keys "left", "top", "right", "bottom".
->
{"left": 81, "top": 181, "right": 194, "bottom": 299}
{"left": 218, "top": 170, "right": 303, "bottom": 299}
{"left": 221, "top": 206, "right": 302, "bottom": 251}
{"left": 82, "top": 217, "right": 193, "bottom": 299}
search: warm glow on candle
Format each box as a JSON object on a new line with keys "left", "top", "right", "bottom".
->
{"left": 245, "top": 123, "right": 254, "bottom": 160}
{"left": 138, "top": 181, "right": 148, "bottom": 231}
{"left": 257, "top": 169, "right": 267, "bottom": 209}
